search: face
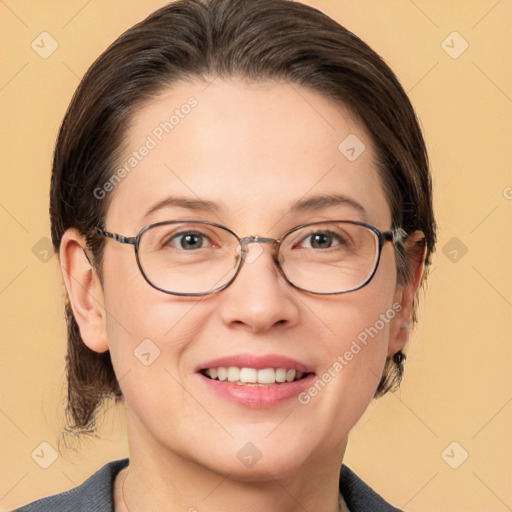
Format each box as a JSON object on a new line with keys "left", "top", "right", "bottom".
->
{"left": 93, "top": 78, "right": 406, "bottom": 480}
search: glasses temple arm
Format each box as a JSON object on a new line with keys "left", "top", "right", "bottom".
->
{"left": 95, "top": 227, "right": 137, "bottom": 245}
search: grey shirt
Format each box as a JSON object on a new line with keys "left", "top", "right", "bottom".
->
{"left": 12, "top": 458, "right": 402, "bottom": 512}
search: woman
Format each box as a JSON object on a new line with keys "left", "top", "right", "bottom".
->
{"left": 14, "top": 0, "right": 435, "bottom": 510}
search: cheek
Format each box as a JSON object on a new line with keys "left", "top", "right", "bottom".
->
{"left": 100, "top": 274, "right": 222, "bottom": 448}
{"left": 101, "top": 280, "right": 210, "bottom": 434}
{"left": 321, "top": 297, "right": 393, "bottom": 392}
{"left": 306, "top": 254, "right": 398, "bottom": 415}
{"left": 99, "top": 249, "right": 205, "bottom": 381}
{"left": 103, "top": 282, "right": 203, "bottom": 367}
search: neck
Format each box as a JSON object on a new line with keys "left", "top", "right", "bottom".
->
{"left": 114, "top": 413, "right": 349, "bottom": 512}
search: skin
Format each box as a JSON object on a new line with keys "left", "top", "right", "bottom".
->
{"left": 60, "top": 77, "right": 425, "bottom": 512}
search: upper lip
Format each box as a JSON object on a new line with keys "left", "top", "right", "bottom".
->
{"left": 196, "top": 353, "right": 315, "bottom": 374}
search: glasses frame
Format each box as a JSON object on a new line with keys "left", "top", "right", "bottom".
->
{"left": 95, "top": 220, "right": 405, "bottom": 296}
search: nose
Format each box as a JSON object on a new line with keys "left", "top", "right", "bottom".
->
{"left": 216, "top": 241, "right": 300, "bottom": 333}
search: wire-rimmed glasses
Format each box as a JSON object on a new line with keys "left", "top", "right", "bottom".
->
{"left": 96, "top": 220, "right": 406, "bottom": 296}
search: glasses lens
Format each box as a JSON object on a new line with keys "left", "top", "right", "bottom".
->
{"left": 279, "top": 222, "right": 379, "bottom": 293}
{"left": 138, "top": 222, "right": 240, "bottom": 294}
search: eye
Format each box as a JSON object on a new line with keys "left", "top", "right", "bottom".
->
{"left": 166, "top": 231, "right": 211, "bottom": 250}
{"left": 300, "top": 231, "right": 343, "bottom": 249}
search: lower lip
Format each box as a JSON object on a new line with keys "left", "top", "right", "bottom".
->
{"left": 197, "top": 373, "right": 316, "bottom": 408}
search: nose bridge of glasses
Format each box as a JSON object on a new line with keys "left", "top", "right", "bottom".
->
{"left": 239, "top": 236, "right": 276, "bottom": 246}
{"left": 237, "top": 236, "right": 280, "bottom": 263}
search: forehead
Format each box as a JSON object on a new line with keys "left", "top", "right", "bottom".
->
{"left": 106, "top": 77, "right": 391, "bottom": 233}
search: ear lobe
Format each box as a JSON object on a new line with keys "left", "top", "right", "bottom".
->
{"left": 388, "top": 230, "right": 427, "bottom": 356}
{"left": 59, "top": 229, "right": 109, "bottom": 353}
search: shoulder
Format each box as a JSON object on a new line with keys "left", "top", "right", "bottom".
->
{"left": 339, "top": 465, "right": 403, "bottom": 512}
{"left": 11, "top": 458, "right": 129, "bottom": 512}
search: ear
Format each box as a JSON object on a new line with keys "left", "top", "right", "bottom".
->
{"left": 59, "top": 229, "right": 109, "bottom": 353}
{"left": 388, "top": 230, "right": 427, "bottom": 357}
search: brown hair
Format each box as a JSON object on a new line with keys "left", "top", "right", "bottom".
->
{"left": 50, "top": 0, "right": 436, "bottom": 439}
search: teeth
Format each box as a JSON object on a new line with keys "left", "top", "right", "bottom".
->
{"left": 227, "top": 367, "right": 240, "bottom": 382}
{"left": 239, "top": 367, "right": 257, "bottom": 383}
{"left": 257, "top": 368, "right": 275, "bottom": 384}
{"left": 275, "top": 368, "right": 287, "bottom": 383}
{"left": 203, "top": 367, "right": 306, "bottom": 385}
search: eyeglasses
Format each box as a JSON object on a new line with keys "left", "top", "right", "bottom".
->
{"left": 96, "top": 220, "right": 406, "bottom": 296}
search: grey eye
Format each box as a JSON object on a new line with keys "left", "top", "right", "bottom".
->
{"left": 300, "top": 231, "right": 343, "bottom": 249}
{"left": 168, "top": 231, "right": 209, "bottom": 250}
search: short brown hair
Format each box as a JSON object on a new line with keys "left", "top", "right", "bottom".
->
{"left": 50, "top": 0, "right": 436, "bottom": 439}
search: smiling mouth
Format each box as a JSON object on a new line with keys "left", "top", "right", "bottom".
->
{"left": 199, "top": 367, "right": 313, "bottom": 385}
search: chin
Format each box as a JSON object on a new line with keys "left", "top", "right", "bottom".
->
{"left": 192, "top": 435, "right": 318, "bottom": 482}
{"left": 217, "top": 455, "right": 311, "bottom": 483}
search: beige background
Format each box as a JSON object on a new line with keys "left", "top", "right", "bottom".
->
{"left": 1, "top": 1, "right": 510, "bottom": 510}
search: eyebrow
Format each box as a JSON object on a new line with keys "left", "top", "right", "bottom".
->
{"left": 141, "top": 195, "right": 221, "bottom": 221}
{"left": 141, "top": 193, "right": 367, "bottom": 222}
{"left": 289, "top": 194, "right": 367, "bottom": 219}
